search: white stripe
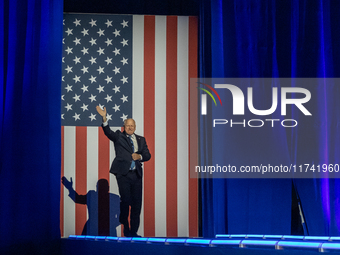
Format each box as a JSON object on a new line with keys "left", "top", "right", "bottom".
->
{"left": 177, "top": 16, "right": 189, "bottom": 237}
{"left": 132, "top": 15, "right": 145, "bottom": 236}
{"left": 87, "top": 127, "right": 99, "bottom": 191}
{"left": 132, "top": 15, "right": 145, "bottom": 137}
{"left": 154, "top": 15, "right": 167, "bottom": 237}
{"left": 63, "top": 126, "right": 76, "bottom": 237}
{"left": 87, "top": 127, "right": 98, "bottom": 235}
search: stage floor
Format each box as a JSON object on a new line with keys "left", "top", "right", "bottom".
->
{"left": 61, "top": 235, "right": 340, "bottom": 255}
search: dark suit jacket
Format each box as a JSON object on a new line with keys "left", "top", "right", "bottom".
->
{"left": 102, "top": 124, "right": 151, "bottom": 177}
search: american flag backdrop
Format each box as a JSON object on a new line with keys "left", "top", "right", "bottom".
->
{"left": 61, "top": 13, "right": 198, "bottom": 237}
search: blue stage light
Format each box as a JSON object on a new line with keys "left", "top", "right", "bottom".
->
{"left": 215, "top": 234, "right": 230, "bottom": 238}
{"left": 282, "top": 235, "right": 304, "bottom": 240}
{"left": 165, "top": 238, "right": 187, "bottom": 244}
{"left": 106, "top": 236, "right": 119, "bottom": 241}
{"left": 147, "top": 238, "right": 167, "bottom": 243}
{"left": 277, "top": 241, "right": 321, "bottom": 249}
{"left": 304, "top": 236, "right": 330, "bottom": 241}
{"left": 210, "top": 239, "right": 241, "bottom": 246}
{"left": 245, "top": 234, "right": 264, "bottom": 239}
{"left": 132, "top": 237, "right": 148, "bottom": 242}
{"left": 320, "top": 242, "right": 340, "bottom": 251}
{"left": 185, "top": 239, "right": 211, "bottom": 245}
{"left": 85, "top": 236, "right": 96, "bottom": 240}
{"left": 263, "top": 235, "right": 283, "bottom": 239}
{"left": 229, "top": 234, "right": 246, "bottom": 238}
{"left": 240, "top": 240, "right": 278, "bottom": 247}
{"left": 118, "top": 237, "right": 132, "bottom": 242}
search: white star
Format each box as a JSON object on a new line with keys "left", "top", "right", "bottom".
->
{"left": 121, "top": 57, "right": 128, "bottom": 65}
{"left": 120, "top": 113, "right": 128, "bottom": 122}
{"left": 121, "top": 38, "right": 128, "bottom": 47}
{"left": 113, "top": 85, "right": 120, "bottom": 93}
{"left": 105, "top": 75, "right": 112, "bottom": 84}
{"left": 97, "top": 66, "right": 105, "bottom": 74}
{"left": 61, "top": 95, "right": 65, "bottom": 101}
{"left": 106, "top": 113, "right": 112, "bottom": 121}
{"left": 73, "top": 94, "right": 81, "bottom": 102}
{"left": 73, "top": 113, "right": 80, "bottom": 121}
{"left": 113, "top": 104, "right": 120, "bottom": 112}
{"left": 73, "top": 56, "right": 81, "bottom": 64}
{"left": 73, "top": 37, "right": 81, "bottom": 45}
{"left": 62, "top": 57, "right": 65, "bottom": 63}
{"left": 97, "top": 47, "right": 105, "bottom": 55}
{"left": 104, "top": 57, "right": 112, "bottom": 65}
{"left": 81, "top": 66, "right": 89, "bottom": 74}
{"left": 89, "top": 75, "right": 97, "bottom": 83}
{"left": 65, "top": 46, "right": 73, "bottom": 55}
{"left": 65, "top": 28, "right": 73, "bottom": 35}
{"left": 121, "top": 76, "right": 128, "bottom": 84}
{"left": 105, "top": 38, "right": 113, "bottom": 46}
{"left": 62, "top": 76, "right": 65, "bottom": 82}
{"left": 63, "top": 19, "right": 65, "bottom": 25}
{"left": 73, "top": 75, "right": 81, "bottom": 83}
{"left": 80, "top": 47, "right": 89, "bottom": 55}
{"left": 80, "top": 103, "right": 88, "bottom": 112}
{"left": 80, "top": 84, "right": 88, "bottom": 93}
{"left": 65, "top": 84, "right": 73, "bottom": 92}
{"left": 89, "top": 94, "right": 97, "bottom": 102}
{"left": 62, "top": 38, "right": 65, "bottom": 44}
{"left": 105, "top": 94, "right": 112, "bottom": 103}
{"left": 113, "top": 47, "right": 120, "bottom": 56}
{"left": 73, "top": 19, "right": 81, "bottom": 26}
{"left": 97, "top": 85, "right": 105, "bottom": 93}
{"left": 89, "top": 56, "right": 97, "bottom": 65}
{"left": 105, "top": 19, "right": 113, "bottom": 28}
{"left": 89, "top": 38, "right": 97, "bottom": 46}
{"left": 97, "top": 28, "right": 105, "bottom": 37}
{"left": 81, "top": 28, "right": 89, "bottom": 36}
{"left": 61, "top": 114, "right": 64, "bottom": 120}
{"left": 65, "top": 65, "right": 73, "bottom": 73}
{"left": 65, "top": 103, "right": 73, "bottom": 111}
{"left": 89, "top": 19, "right": 97, "bottom": 27}
{"left": 113, "top": 66, "right": 120, "bottom": 74}
{"left": 121, "top": 94, "right": 128, "bottom": 103}
{"left": 98, "top": 104, "right": 105, "bottom": 110}
{"left": 89, "top": 113, "right": 96, "bottom": 121}
{"left": 121, "top": 20, "right": 129, "bottom": 28}
{"left": 113, "top": 29, "right": 121, "bottom": 37}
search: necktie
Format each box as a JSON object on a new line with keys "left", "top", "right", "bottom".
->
{"left": 129, "top": 136, "right": 135, "bottom": 170}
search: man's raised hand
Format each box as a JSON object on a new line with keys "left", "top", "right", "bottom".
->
{"left": 96, "top": 105, "right": 107, "bottom": 122}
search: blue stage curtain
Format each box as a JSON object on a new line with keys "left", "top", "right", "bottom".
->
{"left": 0, "top": 0, "right": 63, "bottom": 251}
{"left": 199, "top": 0, "right": 340, "bottom": 237}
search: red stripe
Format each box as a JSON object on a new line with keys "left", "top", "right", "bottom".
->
{"left": 166, "top": 16, "right": 178, "bottom": 237}
{"left": 75, "top": 127, "right": 87, "bottom": 235}
{"left": 60, "top": 126, "right": 64, "bottom": 236}
{"left": 188, "top": 16, "right": 199, "bottom": 237}
{"left": 143, "top": 15, "right": 156, "bottom": 237}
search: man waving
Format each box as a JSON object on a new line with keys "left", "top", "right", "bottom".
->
{"left": 96, "top": 106, "right": 151, "bottom": 237}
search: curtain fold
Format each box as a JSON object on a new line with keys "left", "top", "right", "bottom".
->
{"left": 199, "top": 0, "right": 340, "bottom": 237}
{"left": 0, "top": 0, "right": 63, "bottom": 250}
